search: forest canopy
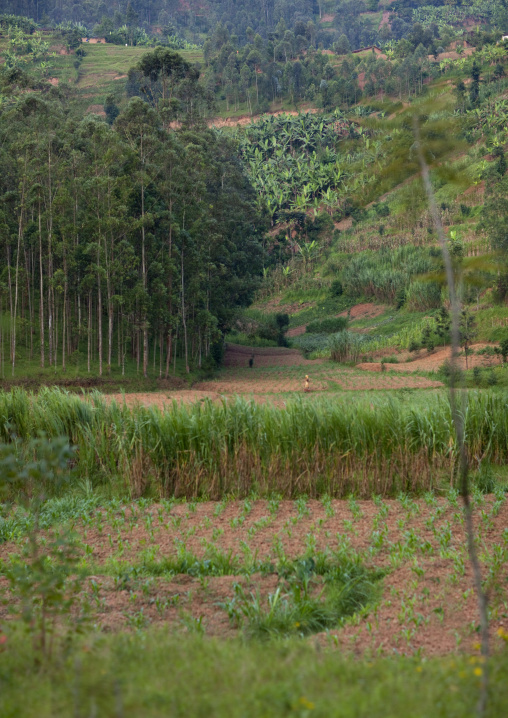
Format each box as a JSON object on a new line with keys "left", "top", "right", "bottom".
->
{"left": 0, "top": 56, "right": 266, "bottom": 377}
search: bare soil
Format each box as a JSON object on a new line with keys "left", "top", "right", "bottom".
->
{"left": 209, "top": 108, "right": 318, "bottom": 129}
{"left": 85, "top": 104, "right": 106, "bottom": 117}
{"left": 358, "top": 344, "right": 501, "bottom": 374}
{"left": 379, "top": 10, "right": 390, "bottom": 29}
{"left": 2, "top": 497, "right": 506, "bottom": 656}
{"left": 339, "top": 302, "right": 388, "bottom": 321}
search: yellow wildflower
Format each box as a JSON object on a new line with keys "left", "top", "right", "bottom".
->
{"left": 299, "top": 697, "right": 315, "bottom": 710}
{"left": 474, "top": 667, "right": 483, "bottom": 677}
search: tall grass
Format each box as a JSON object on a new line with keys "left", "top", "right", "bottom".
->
{"left": 341, "top": 246, "right": 435, "bottom": 303}
{"left": 329, "top": 331, "right": 366, "bottom": 363}
{"left": 1, "top": 389, "right": 508, "bottom": 500}
{"left": 404, "top": 280, "right": 443, "bottom": 312}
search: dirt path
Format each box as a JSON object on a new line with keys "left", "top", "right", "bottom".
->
{"left": 339, "top": 302, "right": 388, "bottom": 321}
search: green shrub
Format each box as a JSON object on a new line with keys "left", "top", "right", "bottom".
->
{"left": 438, "top": 360, "right": 463, "bottom": 384}
{"left": 487, "top": 370, "right": 498, "bottom": 387}
{"left": 306, "top": 317, "right": 348, "bottom": 334}
{"left": 330, "top": 279, "right": 343, "bottom": 297}
{"left": 473, "top": 462, "right": 496, "bottom": 494}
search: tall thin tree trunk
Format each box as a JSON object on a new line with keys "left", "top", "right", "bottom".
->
{"left": 165, "top": 333, "right": 172, "bottom": 379}
{"left": 62, "top": 254, "right": 67, "bottom": 372}
{"left": 87, "top": 292, "right": 92, "bottom": 373}
{"left": 141, "top": 180, "right": 148, "bottom": 378}
{"left": 97, "top": 269, "right": 102, "bottom": 377}
{"left": 181, "top": 245, "right": 189, "bottom": 373}
{"left": 38, "top": 205, "right": 45, "bottom": 368}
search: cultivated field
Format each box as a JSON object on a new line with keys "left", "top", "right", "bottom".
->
{"left": 106, "top": 343, "right": 443, "bottom": 410}
{"left": 1, "top": 492, "right": 508, "bottom": 655}
{"left": 1, "top": 346, "right": 508, "bottom": 715}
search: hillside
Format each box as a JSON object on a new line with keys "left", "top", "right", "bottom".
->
{"left": 1, "top": 12, "right": 508, "bottom": 387}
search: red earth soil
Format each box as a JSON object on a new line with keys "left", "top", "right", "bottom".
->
{"left": 357, "top": 344, "right": 502, "bottom": 374}
{"left": 2, "top": 498, "right": 506, "bottom": 656}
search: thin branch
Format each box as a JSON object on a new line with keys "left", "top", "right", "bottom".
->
{"left": 414, "top": 117, "right": 489, "bottom": 717}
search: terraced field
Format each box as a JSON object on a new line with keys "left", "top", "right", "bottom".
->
{"left": 106, "top": 344, "right": 443, "bottom": 410}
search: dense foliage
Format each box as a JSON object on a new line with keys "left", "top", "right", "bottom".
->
{"left": 0, "top": 56, "right": 265, "bottom": 377}
{"left": 237, "top": 111, "right": 355, "bottom": 222}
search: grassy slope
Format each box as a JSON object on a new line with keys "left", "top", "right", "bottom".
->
{"left": 0, "top": 36, "right": 203, "bottom": 113}
{"left": 251, "top": 75, "right": 508, "bottom": 365}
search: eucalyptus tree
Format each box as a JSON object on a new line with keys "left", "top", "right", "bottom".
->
{"left": 77, "top": 116, "right": 130, "bottom": 375}
{"left": 116, "top": 98, "right": 161, "bottom": 378}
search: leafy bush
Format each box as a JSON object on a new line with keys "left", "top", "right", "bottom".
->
{"left": 0, "top": 436, "right": 87, "bottom": 659}
{"left": 438, "top": 360, "right": 463, "bottom": 384}
{"left": 473, "top": 462, "right": 496, "bottom": 494}
{"left": 291, "top": 333, "right": 330, "bottom": 355}
{"left": 306, "top": 317, "right": 348, "bottom": 334}
{"left": 329, "top": 279, "right": 343, "bottom": 297}
{"left": 487, "top": 370, "right": 498, "bottom": 387}
{"left": 373, "top": 202, "right": 390, "bottom": 217}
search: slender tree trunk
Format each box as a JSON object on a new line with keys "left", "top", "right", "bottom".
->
{"left": 181, "top": 245, "right": 189, "bottom": 373}
{"left": 141, "top": 180, "right": 148, "bottom": 378}
{"left": 165, "top": 333, "right": 172, "bottom": 379}
{"left": 98, "top": 274, "right": 102, "bottom": 376}
{"left": 159, "top": 330, "right": 163, "bottom": 377}
{"left": 59, "top": 248, "right": 68, "bottom": 372}
{"left": 38, "top": 205, "right": 45, "bottom": 367}
{"left": 87, "top": 291, "right": 91, "bottom": 373}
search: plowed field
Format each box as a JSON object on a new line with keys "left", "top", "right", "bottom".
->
{"left": 103, "top": 343, "right": 443, "bottom": 410}
{"left": 2, "top": 495, "right": 506, "bottom": 656}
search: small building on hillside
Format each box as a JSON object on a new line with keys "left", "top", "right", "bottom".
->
{"left": 82, "top": 37, "right": 106, "bottom": 44}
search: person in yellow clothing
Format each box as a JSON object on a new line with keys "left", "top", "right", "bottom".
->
{"left": 304, "top": 375, "right": 310, "bottom": 392}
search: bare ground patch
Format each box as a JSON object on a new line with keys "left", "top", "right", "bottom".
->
{"left": 360, "top": 344, "right": 502, "bottom": 374}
